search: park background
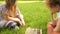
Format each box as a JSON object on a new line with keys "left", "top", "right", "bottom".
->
{"left": 0, "top": 0, "right": 51, "bottom": 34}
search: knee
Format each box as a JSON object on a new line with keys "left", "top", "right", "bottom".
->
{"left": 5, "top": 21, "right": 17, "bottom": 27}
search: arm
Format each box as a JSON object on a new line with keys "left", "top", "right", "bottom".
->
{"left": 51, "top": 11, "right": 57, "bottom": 26}
{"left": 50, "top": 8, "right": 57, "bottom": 23}
{"left": 7, "top": 16, "right": 23, "bottom": 25}
{"left": 8, "top": 16, "right": 20, "bottom": 22}
{"left": 16, "top": 8, "right": 25, "bottom": 26}
{"left": 2, "top": 13, "right": 22, "bottom": 25}
{"left": 51, "top": 12, "right": 55, "bottom": 22}
{"left": 17, "top": 14, "right": 25, "bottom": 26}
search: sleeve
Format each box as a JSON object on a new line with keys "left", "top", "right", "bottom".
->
{"left": 57, "top": 12, "right": 60, "bottom": 18}
{"left": 0, "top": 5, "right": 2, "bottom": 11}
{"left": 0, "top": 5, "right": 2, "bottom": 14}
{"left": 16, "top": 7, "right": 21, "bottom": 15}
{"left": 0, "top": 4, "right": 7, "bottom": 14}
{"left": 16, "top": 7, "right": 24, "bottom": 19}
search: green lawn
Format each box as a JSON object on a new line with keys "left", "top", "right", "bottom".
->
{"left": 0, "top": 1, "right": 51, "bottom": 34}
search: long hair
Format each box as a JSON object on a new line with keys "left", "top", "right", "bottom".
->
{"left": 46, "top": 0, "right": 60, "bottom": 22}
{"left": 46, "top": 0, "right": 60, "bottom": 14}
{"left": 3, "top": 0, "right": 16, "bottom": 20}
{"left": 2, "top": 0, "right": 17, "bottom": 20}
{"left": 5, "top": 0, "right": 17, "bottom": 18}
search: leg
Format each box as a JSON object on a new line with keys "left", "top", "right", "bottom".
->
{"left": 5, "top": 21, "right": 19, "bottom": 29}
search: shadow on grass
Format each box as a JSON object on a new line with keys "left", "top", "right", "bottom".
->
{"left": 0, "top": 28, "right": 13, "bottom": 33}
{"left": 0, "top": 27, "right": 20, "bottom": 34}
{"left": 0, "top": 26, "right": 26, "bottom": 34}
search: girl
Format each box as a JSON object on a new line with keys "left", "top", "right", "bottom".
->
{"left": 0, "top": 0, "right": 25, "bottom": 29}
{"left": 46, "top": 0, "right": 60, "bottom": 32}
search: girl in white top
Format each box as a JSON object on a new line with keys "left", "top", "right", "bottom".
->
{"left": 46, "top": 0, "right": 60, "bottom": 32}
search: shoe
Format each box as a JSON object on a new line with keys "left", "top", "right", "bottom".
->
{"left": 14, "top": 26, "right": 19, "bottom": 30}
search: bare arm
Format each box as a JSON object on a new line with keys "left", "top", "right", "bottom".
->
{"left": 7, "top": 16, "right": 23, "bottom": 25}
{"left": 8, "top": 16, "right": 20, "bottom": 22}
{"left": 51, "top": 12, "right": 54, "bottom": 22}
{"left": 2, "top": 13, "right": 22, "bottom": 25}
{"left": 16, "top": 8, "right": 25, "bottom": 26}
{"left": 51, "top": 11, "right": 57, "bottom": 26}
{"left": 50, "top": 8, "right": 57, "bottom": 23}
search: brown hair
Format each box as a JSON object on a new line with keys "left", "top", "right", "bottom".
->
{"left": 46, "top": 0, "right": 60, "bottom": 22}
{"left": 5, "top": 0, "right": 17, "bottom": 17}
{"left": 46, "top": 0, "right": 60, "bottom": 8}
{"left": 2, "top": 0, "right": 16, "bottom": 20}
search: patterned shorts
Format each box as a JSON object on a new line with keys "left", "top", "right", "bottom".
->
{"left": 0, "top": 20, "right": 17, "bottom": 28}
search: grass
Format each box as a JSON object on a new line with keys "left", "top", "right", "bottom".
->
{"left": 0, "top": 1, "right": 51, "bottom": 34}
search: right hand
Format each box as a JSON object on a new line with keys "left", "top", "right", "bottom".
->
{"left": 15, "top": 18, "right": 23, "bottom": 25}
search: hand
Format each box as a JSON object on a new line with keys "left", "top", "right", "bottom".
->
{"left": 19, "top": 19, "right": 25, "bottom": 26}
{"left": 18, "top": 21, "right": 25, "bottom": 26}
{"left": 12, "top": 18, "right": 22, "bottom": 25}
{"left": 47, "top": 22, "right": 60, "bottom": 34}
{"left": 14, "top": 18, "right": 25, "bottom": 26}
{"left": 22, "top": 20, "right": 25, "bottom": 26}
{"left": 18, "top": 21, "right": 23, "bottom": 26}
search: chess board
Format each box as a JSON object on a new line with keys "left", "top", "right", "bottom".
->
{"left": 25, "top": 27, "right": 42, "bottom": 34}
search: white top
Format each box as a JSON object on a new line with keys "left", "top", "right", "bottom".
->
{"left": 57, "top": 12, "right": 60, "bottom": 18}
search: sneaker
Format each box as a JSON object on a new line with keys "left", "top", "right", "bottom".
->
{"left": 14, "top": 26, "right": 19, "bottom": 30}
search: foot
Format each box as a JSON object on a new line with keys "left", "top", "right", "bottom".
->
{"left": 14, "top": 26, "right": 19, "bottom": 30}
